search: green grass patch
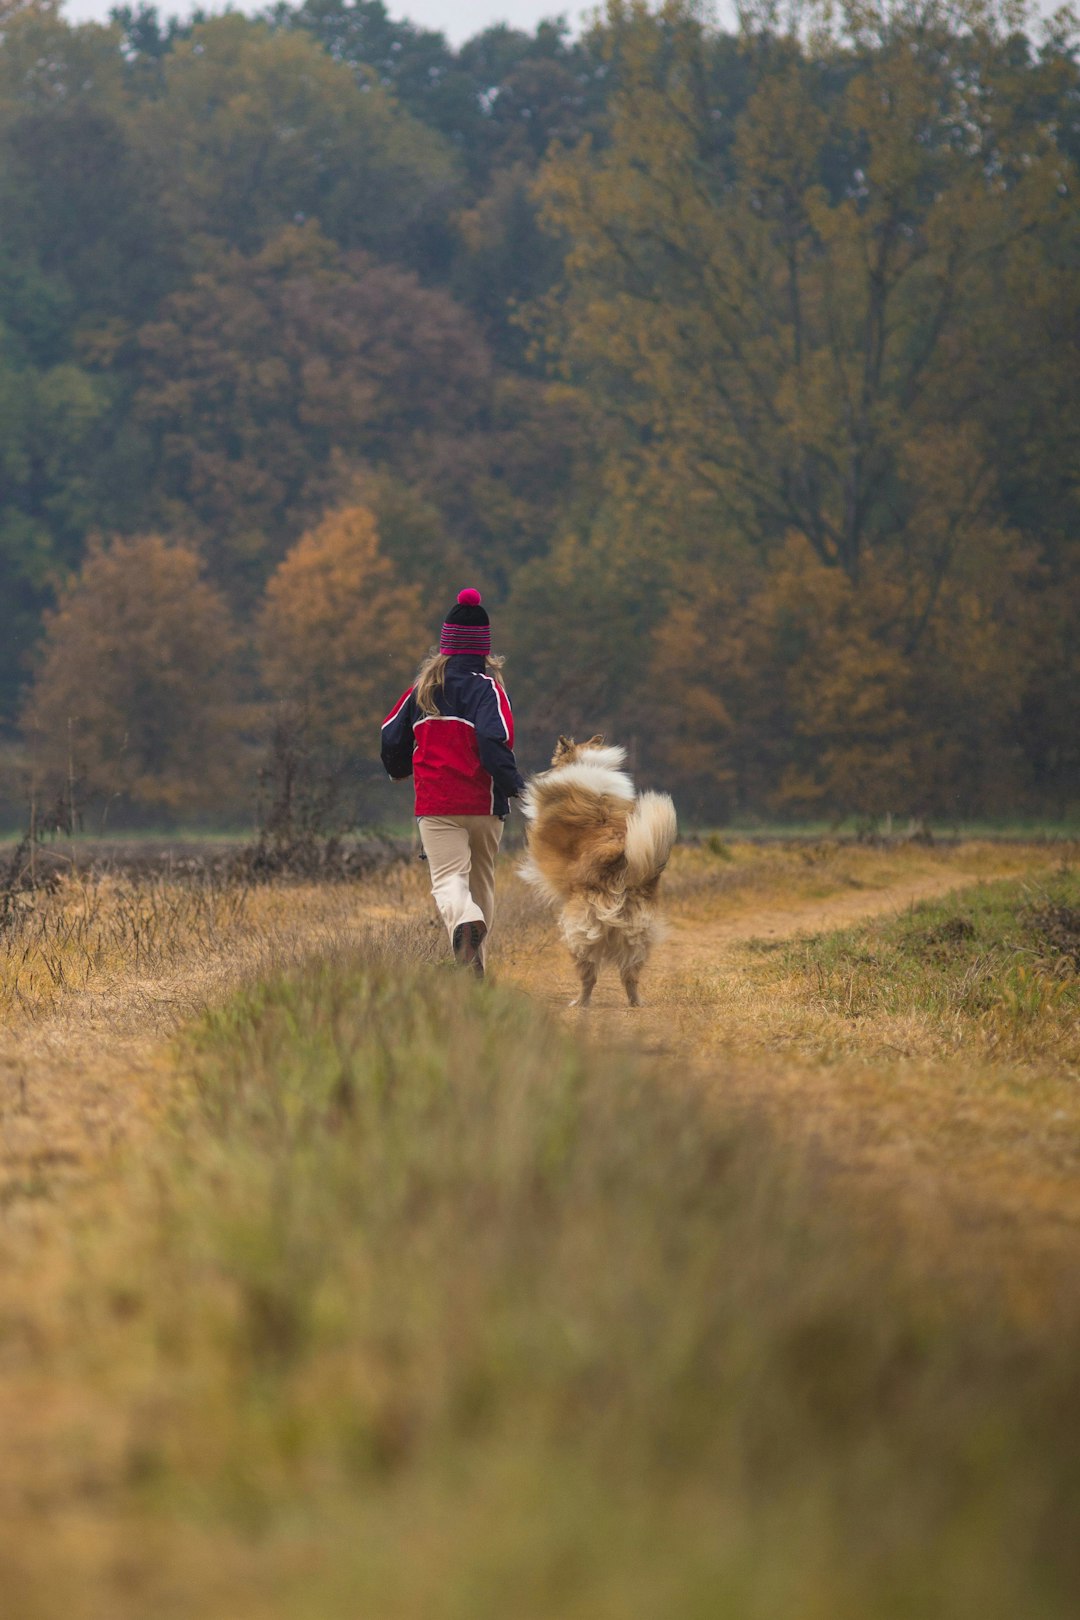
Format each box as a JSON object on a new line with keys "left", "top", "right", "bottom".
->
{"left": 25, "top": 946, "right": 1080, "bottom": 1617}
{"left": 786, "top": 870, "right": 1080, "bottom": 1050}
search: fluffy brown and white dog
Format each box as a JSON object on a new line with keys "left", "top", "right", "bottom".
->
{"left": 520, "top": 736, "right": 677, "bottom": 1008}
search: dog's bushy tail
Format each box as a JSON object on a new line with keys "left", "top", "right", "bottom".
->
{"left": 623, "top": 791, "right": 677, "bottom": 889}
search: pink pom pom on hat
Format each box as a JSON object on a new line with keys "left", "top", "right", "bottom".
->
{"left": 440, "top": 586, "right": 491, "bottom": 655}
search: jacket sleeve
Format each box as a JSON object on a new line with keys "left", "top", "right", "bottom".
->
{"left": 380, "top": 688, "right": 416, "bottom": 780}
{"left": 473, "top": 676, "right": 526, "bottom": 800}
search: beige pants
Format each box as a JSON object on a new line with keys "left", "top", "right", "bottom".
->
{"left": 418, "top": 815, "right": 504, "bottom": 965}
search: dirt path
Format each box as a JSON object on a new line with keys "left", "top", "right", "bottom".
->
{"left": 502, "top": 860, "right": 1001, "bottom": 1037}
{"left": 498, "top": 852, "right": 1080, "bottom": 1300}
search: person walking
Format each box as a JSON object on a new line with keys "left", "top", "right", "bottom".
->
{"left": 380, "top": 588, "right": 525, "bottom": 976}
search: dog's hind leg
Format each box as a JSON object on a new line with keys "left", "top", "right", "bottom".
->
{"left": 569, "top": 955, "right": 598, "bottom": 1009}
{"left": 620, "top": 936, "right": 650, "bottom": 1008}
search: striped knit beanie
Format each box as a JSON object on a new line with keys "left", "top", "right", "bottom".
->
{"left": 440, "top": 588, "right": 490, "bottom": 655}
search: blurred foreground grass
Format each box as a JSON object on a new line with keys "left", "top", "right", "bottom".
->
{"left": 4, "top": 942, "right": 1078, "bottom": 1619}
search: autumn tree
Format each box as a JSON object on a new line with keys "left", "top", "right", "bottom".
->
{"left": 0, "top": 5, "right": 175, "bottom": 326}
{"left": 0, "top": 0, "right": 56, "bottom": 25}
{"left": 532, "top": 0, "right": 1079, "bottom": 816}
{"left": 643, "top": 560, "right": 786, "bottom": 819}
{"left": 258, "top": 503, "right": 425, "bottom": 758}
{"left": 642, "top": 530, "right": 1045, "bottom": 821}
{"left": 133, "top": 13, "right": 458, "bottom": 261}
{"left": 22, "top": 535, "right": 245, "bottom": 814}
{"left": 539, "top": 0, "right": 1070, "bottom": 586}
{"left": 0, "top": 6, "right": 178, "bottom": 708}
{"left": 133, "top": 224, "right": 493, "bottom": 597}
{"left": 272, "top": 4, "right": 610, "bottom": 189}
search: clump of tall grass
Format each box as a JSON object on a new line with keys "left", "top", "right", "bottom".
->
{"left": 0, "top": 871, "right": 253, "bottom": 1018}
{"left": 21, "top": 941, "right": 1079, "bottom": 1619}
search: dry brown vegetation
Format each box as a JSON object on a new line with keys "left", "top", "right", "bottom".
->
{"left": 0, "top": 868, "right": 372, "bottom": 1212}
{"left": 0, "top": 838, "right": 1077, "bottom": 1617}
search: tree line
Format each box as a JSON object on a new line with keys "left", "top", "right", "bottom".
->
{"left": 2, "top": 0, "right": 1077, "bottom": 825}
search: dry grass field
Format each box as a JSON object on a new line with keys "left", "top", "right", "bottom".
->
{"left": 0, "top": 837, "right": 1077, "bottom": 1618}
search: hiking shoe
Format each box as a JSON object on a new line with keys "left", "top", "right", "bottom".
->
{"left": 452, "top": 919, "right": 487, "bottom": 978}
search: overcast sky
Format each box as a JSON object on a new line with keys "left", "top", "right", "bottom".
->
{"left": 61, "top": 0, "right": 605, "bottom": 43}
{"left": 56, "top": 0, "right": 1060, "bottom": 48}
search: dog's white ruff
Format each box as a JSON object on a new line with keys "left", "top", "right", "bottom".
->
{"left": 557, "top": 743, "right": 627, "bottom": 774}
{"left": 519, "top": 750, "right": 634, "bottom": 823}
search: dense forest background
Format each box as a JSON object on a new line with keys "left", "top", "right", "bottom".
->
{"left": 0, "top": 0, "right": 1077, "bottom": 827}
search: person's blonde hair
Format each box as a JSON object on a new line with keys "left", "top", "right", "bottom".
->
{"left": 414, "top": 648, "right": 505, "bottom": 717}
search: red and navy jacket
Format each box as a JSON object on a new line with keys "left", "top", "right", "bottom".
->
{"left": 380, "top": 653, "right": 526, "bottom": 818}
